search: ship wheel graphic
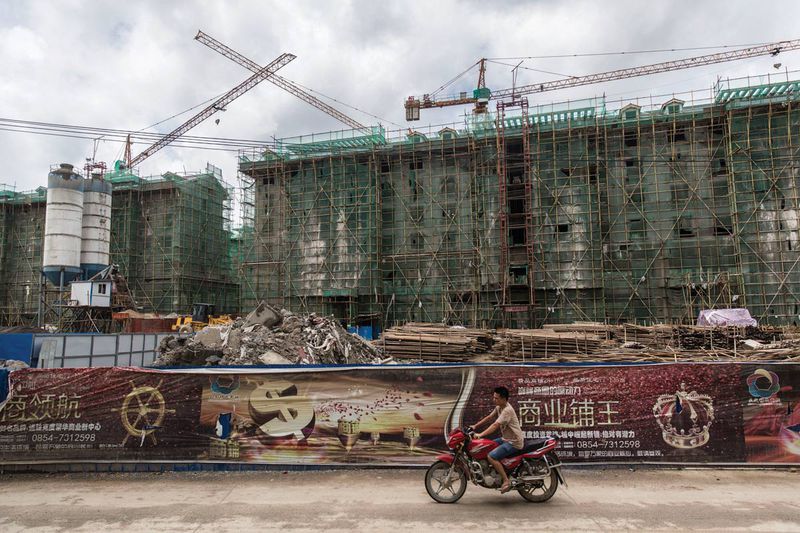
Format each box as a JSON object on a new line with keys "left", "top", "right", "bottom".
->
{"left": 113, "top": 380, "right": 176, "bottom": 446}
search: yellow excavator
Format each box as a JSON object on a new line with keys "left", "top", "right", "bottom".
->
{"left": 172, "top": 303, "right": 233, "bottom": 334}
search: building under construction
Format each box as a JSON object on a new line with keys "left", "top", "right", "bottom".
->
{"left": 237, "top": 73, "right": 800, "bottom": 329}
{"left": 0, "top": 164, "right": 238, "bottom": 326}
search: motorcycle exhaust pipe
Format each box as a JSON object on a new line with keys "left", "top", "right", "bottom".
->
{"left": 517, "top": 474, "right": 550, "bottom": 482}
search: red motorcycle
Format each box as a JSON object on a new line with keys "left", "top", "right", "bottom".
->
{"left": 424, "top": 427, "right": 565, "bottom": 503}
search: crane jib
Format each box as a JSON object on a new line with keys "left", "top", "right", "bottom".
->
{"left": 408, "top": 38, "right": 800, "bottom": 114}
{"left": 126, "top": 53, "right": 295, "bottom": 168}
{"left": 195, "top": 30, "right": 366, "bottom": 131}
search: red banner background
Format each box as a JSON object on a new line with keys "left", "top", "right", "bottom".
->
{"left": 0, "top": 363, "right": 798, "bottom": 465}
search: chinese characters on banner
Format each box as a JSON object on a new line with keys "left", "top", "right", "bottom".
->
{"left": 0, "top": 368, "right": 203, "bottom": 459}
{"left": 459, "top": 364, "right": 747, "bottom": 463}
{"left": 0, "top": 363, "right": 799, "bottom": 465}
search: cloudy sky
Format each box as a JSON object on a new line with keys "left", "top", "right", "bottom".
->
{"left": 2, "top": 0, "right": 800, "bottom": 208}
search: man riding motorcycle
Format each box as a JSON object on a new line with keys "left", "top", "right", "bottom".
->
{"left": 471, "top": 386, "right": 525, "bottom": 493}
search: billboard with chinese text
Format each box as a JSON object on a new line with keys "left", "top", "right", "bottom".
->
{"left": 0, "top": 363, "right": 798, "bottom": 465}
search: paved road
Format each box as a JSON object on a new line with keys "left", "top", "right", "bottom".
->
{"left": 0, "top": 468, "right": 798, "bottom": 532}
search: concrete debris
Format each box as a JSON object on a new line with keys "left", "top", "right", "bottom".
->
{"left": 244, "top": 301, "right": 282, "bottom": 328}
{"left": 0, "top": 359, "right": 30, "bottom": 371}
{"left": 153, "top": 306, "right": 384, "bottom": 367}
{"left": 259, "top": 351, "right": 292, "bottom": 365}
{"left": 194, "top": 326, "right": 223, "bottom": 348}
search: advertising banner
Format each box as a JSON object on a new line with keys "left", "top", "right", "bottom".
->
{"left": 0, "top": 363, "right": 798, "bottom": 465}
{"left": 742, "top": 366, "right": 800, "bottom": 463}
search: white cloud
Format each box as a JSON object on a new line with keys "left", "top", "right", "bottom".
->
{"left": 1, "top": 0, "right": 799, "bottom": 208}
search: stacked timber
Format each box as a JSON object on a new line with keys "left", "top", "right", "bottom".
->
{"left": 375, "top": 321, "right": 798, "bottom": 363}
{"left": 543, "top": 323, "right": 784, "bottom": 352}
{"left": 490, "top": 329, "right": 609, "bottom": 361}
{"left": 614, "top": 324, "right": 674, "bottom": 347}
{"left": 378, "top": 323, "right": 493, "bottom": 361}
{"left": 541, "top": 322, "right": 616, "bottom": 339}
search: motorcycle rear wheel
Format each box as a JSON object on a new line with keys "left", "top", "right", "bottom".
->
{"left": 425, "top": 460, "right": 467, "bottom": 503}
{"left": 517, "top": 456, "right": 559, "bottom": 503}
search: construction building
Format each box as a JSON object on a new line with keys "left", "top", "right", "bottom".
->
{"left": 0, "top": 165, "right": 238, "bottom": 326}
{"left": 237, "top": 73, "right": 800, "bottom": 329}
{"left": 0, "top": 185, "right": 47, "bottom": 326}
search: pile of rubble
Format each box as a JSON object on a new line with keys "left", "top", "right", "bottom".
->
{"left": 153, "top": 302, "right": 385, "bottom": 367}
{"left": 0, "top": 359, "right": 29, "bottom": 371}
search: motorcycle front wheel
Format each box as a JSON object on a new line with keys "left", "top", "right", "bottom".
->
{"left": 517, "top": 455, "right": 559, "bottom": 503}
{"left": 425, "top": 460, "right": 467, "bottom": 503}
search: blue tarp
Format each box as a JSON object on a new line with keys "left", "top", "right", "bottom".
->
{"left": 0, "top": 333, "right": 34, "bottom": 365}
{"left": 0, "top": 369, "right": 8, "bottom": 404}
{"left": 347, "top": 325, "right": 380, "bottom": 341}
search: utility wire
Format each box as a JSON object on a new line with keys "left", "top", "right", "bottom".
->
{"left": 0, "top": 126, "right": 261, "bottom": 153}
{"left": 0, "top": 126, "right": 268, "bottom": 150}
{"left": 1, "top": 118, "right": 788, "bottom": 164}
{"left": 0, "top": 117, "right": 279, "bottom": 149}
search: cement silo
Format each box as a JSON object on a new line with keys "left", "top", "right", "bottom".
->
{"left": 43, "top": 163, "right": 84, "bottom": 286}
{"left": 80, "top": 175, "right": 112, "bottom": 278}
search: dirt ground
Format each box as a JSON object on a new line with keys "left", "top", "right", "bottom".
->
{"left": 0, "top": 468, "right": 798, "bottom": 532}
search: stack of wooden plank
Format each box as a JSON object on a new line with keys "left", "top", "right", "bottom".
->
{"left": 377, "top": 323, "right": 494, "bottom": 361}
{"left": 373, "top": 321, "right": 798, "bottom": 363}
{"left": 490, "top": 328, "right": 610, "bottom": 361}
{"left": 541, "top": 322, "right": 616, "bottom": 339}
{"left": 541, "top": 322, "right": 675, "bottom": 347}
{"left": 614, "top": 324, "right": 674, "bottom": 347}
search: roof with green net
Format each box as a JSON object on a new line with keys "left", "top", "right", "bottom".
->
{"left": 237, "top": 72, "right": 800, "bottom": 164}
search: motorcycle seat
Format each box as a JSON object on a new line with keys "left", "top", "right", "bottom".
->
{"left": 507, "top": 437, "right": 550, "bottom": 458}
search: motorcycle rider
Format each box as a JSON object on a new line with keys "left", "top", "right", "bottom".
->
{"left": 471, "top": 386, "right": 525, "bottom": 493}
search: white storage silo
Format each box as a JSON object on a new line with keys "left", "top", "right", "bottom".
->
{"left": 80, "top": 175, "right": 112, "bottom": 279}
{"left": 43, "top": 163, "right": 84, "bottom": 286}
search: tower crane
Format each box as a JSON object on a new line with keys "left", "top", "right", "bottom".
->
{"left": 194, "top": 30, "right": 367, "bottom": 130}
{"left": 122, "top": 51, "right": 296, "bottom": 169}
{"left": 404, "top": 39, "right": 800, "bottom": 120}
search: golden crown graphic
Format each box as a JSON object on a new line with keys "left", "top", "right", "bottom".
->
{"left": 652, "top": 382, "right": 715, "bottom": 449}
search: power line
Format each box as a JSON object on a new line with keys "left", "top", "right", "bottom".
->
{"left": 0, "top": 117, "right": 279, "bottom": 150}
{"left": 108, "top": 89, "right": 233, "bottom": 162}
{"left": 0, "top": 125, "right": 257, "bottom": 153}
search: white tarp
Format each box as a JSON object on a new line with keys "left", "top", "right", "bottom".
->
{"left": 696, "top": 308, "right": 757, "bottom": 327}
